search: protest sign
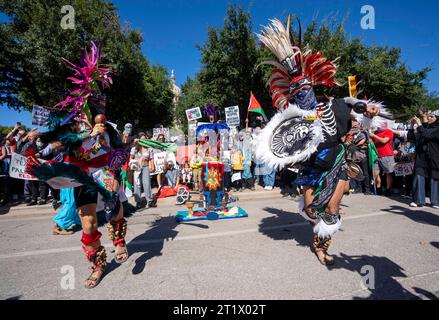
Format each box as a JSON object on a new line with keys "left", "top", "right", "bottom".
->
{"left": 153, "top": 151, "right": 177, "bottom": 174}
{"left": 9, "top": 153, "right": 38, "bottom": 180}
{"left": 31, "top": 105, "right": 51, "bottom": 127}
{"left": 185, "top": 107, "right": 202, "bottom": 121}
{"left": 225, "top": 105, "right": 240, "bottom": 127}
{"left": 153, "top": 128, "right": 170, "bottom": 140}
{"left": 231, "top": 172, "right": 242, "bottom": 183}
{"left": 394, "top": 162, "right": 414, "bottom": 177}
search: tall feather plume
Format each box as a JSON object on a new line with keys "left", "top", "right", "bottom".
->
{"left": 257, "top": 18, "right": 302, "bottom": 63}
{"left": 257, "top": 17, "right": 340, "bottom": 110}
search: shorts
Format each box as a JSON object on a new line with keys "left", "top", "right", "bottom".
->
{"left": 74, "top": 185, "right": 98, "bottom": 208}
{"left": 374, "top": 156, "right": 395, "bottom": 174}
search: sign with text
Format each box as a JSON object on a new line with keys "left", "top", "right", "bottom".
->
{"left": 9, "top": 153, "right": 38, "bottom": 180}
{"left": 225, "top": 105, "right": 240, "bottom": 127}
{"left": 394, "top": 162, "right": 414, "bottom": 177}
{"left": 31, "top": 105, "right": 51, "bottom": 127}
{"left": 153, "top": 128, "right": 170, "bottom": 141}
{"left": 185, "top": 107, "right": 202, "bottom": 121}
{"left": 152, "top": 151, "right": 177, "bottom": 174}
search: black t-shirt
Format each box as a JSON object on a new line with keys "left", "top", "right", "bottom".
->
{"left": 318, "top": 98, "right": 352, "bottom": 151}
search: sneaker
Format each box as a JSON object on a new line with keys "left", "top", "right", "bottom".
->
{"left": 37, "top": 199, "right": 47, "bottom": 205}
{"left": 432, "top": 205, "right": 439, "bottom": 209}
{"left": 147, "top": 198, "right": 157, "bottom": 208}
{"left": 26, "top": 200, "right": 37, "bottom": 206}
{"left": 409, "top": 202, "right": 418, "bottom": 208}
{"left": 264, "top": 186, "right": 273, "bottom": 191}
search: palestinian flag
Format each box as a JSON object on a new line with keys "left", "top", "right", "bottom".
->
{"left": 248, "top": 91, "right": 268, "bottom": 122}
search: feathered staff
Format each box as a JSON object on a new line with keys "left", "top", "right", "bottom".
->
{"left": 52, "top": 41, "right": 113, "bottom": 124}
{"left": 257, "top": 16, "right": 340, "bottom": 110}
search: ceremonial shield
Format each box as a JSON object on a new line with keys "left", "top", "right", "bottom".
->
{"left": 255, "top": 104, "right": 324, "bottom": 169}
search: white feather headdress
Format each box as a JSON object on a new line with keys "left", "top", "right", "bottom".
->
{"left": 345, "top": 97, "right": 392, "bottom": 130}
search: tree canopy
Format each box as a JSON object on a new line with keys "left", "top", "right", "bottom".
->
{"left": 0, "top": 0, "right": 174, "bottom": 129}
{"left": 176, "top": 5, "right": 273, "bottom": 130}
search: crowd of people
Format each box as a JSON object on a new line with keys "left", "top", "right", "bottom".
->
{"left": 2, "top": 110, "right": 439, "bottom": 211}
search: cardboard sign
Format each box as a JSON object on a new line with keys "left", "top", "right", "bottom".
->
{"left": 31, "top": 105, "right": 51, "bottom": 127}
{"left": 225, "top": 105, "right": 240, "bottom": 127}
{"left": 185, "top": 107, "right": 202, "bottom": 121}
{"left": 153, "top": 151, "right": 177, "bottom": 174}
{"left": 9, "top": 153, "right": 38, "bottom": 180}
{"left": 394, "top": 162, "right": 414, "bottom": 177}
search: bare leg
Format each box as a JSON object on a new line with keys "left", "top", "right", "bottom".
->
{"left": 386, "top": 173, "right": 393, "bottom": 191}
{"left": 326, "top": 179, "right": 347, "bottom": 215}
{"left": 78, "top": 203, "right": 105, "bottom": 288}
{"left": 110, "top": 203, "right": 128, "bottom": 262}
{"left": 344, "top": 180, "right": 350, "bottom": 194}
{"left": 316, "top": 179, "right": 346, "bottom": 265}
{"left": 374, "top": 170, "right": 381, "bottom": 189}
{"left": 303, "top": 186, "right": 317, "bottom": 219}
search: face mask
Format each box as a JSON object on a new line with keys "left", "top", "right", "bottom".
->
{"left": 36, "top": 142, "right": 44, "bottom": 148}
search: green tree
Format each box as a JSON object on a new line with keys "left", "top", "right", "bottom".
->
{"left": 0, "top": 0, "right": 174, "bottom": 129}
{"left": 178, "top": 4, "right": 272, "bottom": 128}
{"left": 175, "top": 75, "right": 213, "bottom": 132}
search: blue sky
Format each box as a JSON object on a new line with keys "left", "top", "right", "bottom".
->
{"left": 1, "top": 0, "right": 438, "bottom": 127}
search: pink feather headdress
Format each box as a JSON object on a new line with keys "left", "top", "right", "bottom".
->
{"left": 52, "top": 41, "right": 113, "bottom": 124}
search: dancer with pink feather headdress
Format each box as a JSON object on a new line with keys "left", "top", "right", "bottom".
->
{"left": 27, "top": 41, "right": 129, "bottom": 288}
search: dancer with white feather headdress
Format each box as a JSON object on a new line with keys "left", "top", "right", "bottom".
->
{"left": 255, "top": 16, "right": 391, "bottom": 265}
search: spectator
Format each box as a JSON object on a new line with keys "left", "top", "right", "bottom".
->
{"left": 21, "top": 130, "right": 39, "bottom": 206}
{"left": 155, "top": 133, "right": 167, "bottom": 188}
{"left": 0, "top": 138, "right": 13, "bottom": 206}
{"left": 352, "top": 122, "right": 371, "bottom": 195}
{"left": 241, "top": 130, "right": 255, "bottom": 191}
{"left": 130, "top": 141, "right": 143, "bottom": 209}
{"left": 231, "top": 146, "right": 244, "bottom": 192}
{"left": 34, "top": 137, "right": 49, "bottom": 205}
{"left": 392, "top": 125, "right": 416, "bottom": 198}
{"left": 221, "top": 150, "right": 232, "bottom": 192}
{"left": 180, "top": 162, "right": 193, "bottom": 187}
{"left": 190, "top": 143, "right": 203, "bottom": 192}
{"left": 407, "top": 112, "right": 439, "bottom": 208}
{"left": 370, "top": 125, "right": 395, "bottom": 196}
{"left": 121, "top": 123, "right": 134, "bottom": 147}
{"left": 134, "top": 133, "right": 156, "bottom": 209}
{"left": 263, "top": 164, "right": 276, "bottom": 191}
{"left": 164, "top": 160, "right": 178, "bottom": 188}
